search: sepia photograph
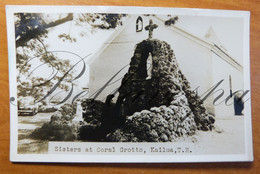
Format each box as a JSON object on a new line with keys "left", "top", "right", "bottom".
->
{"left": 6, "top": 5, "right": 252, "bottom": 162}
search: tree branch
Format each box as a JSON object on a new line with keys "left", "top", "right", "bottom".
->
{"left": 16, "top": 13, "right": 73, "bottom": 48}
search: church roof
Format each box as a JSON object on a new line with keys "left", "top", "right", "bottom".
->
{"left": 205, "top": 26, "right": 227, "bottom": 51}
{"left": 87, "top": 15, "right": 243, "bottom": 72}
{"left": 155, "top": 16, "right": 243, "bottom": 72}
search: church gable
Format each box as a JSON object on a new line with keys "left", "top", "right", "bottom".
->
{"left": 87, "top": 15, "right": 243, "bottom": 117}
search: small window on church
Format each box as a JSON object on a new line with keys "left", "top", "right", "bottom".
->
{"left": 136, "top": 16, "right": 143, "bottom": 32}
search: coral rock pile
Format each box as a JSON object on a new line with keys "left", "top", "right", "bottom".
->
{"left": 81, "top": 39, "right": 215, "bottom": 142}
{"left": 107, "top": 92, "right": 197, "bottom": 142}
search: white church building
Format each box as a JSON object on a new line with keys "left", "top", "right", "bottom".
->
{"left": 86, "top": 14, "right": 244, "bottom": 117}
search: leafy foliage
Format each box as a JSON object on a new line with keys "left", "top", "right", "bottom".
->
{"left": 30, "top": 103, "right": 78, "bottom": 141}
{"left": 15, "top": 13, "right": 73, "bottom": 47}
{"left": 58, "top": 33, "right": 76, "bottom": 42}
{"left": 30, "top": 122, "right": 77, "bottom": 141}
{"left": 15, "top": 13, "right": 127, "bottom": 103}
{"left": 76, "top": 13, "right": 126, "bottom": 30}
{"left": 165, "top": 16, "right": 179, "bottom": 26}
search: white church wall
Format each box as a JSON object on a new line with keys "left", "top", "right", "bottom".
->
{"left": 151, "top": 18, "right": 215, "bottom": 114}
{"left": 88, "top": 15, "right": 242, "bottom": 116}
{"left": 211, "top": 53, "right": 244, "bottom": 117}
{"left": 88, "top": 16, "right": 139, "bottom": 101}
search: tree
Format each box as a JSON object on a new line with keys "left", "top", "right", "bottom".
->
{"left": 164, "top": 16, "right": 179, "bottom": 26}
{"left": 15, "top": 13, "right": 73, "bottom": 47}
{"left": 15, "top": 13, "right": 127, "bottom": 104}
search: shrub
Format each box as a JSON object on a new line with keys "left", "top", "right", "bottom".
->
{"left": 30, "top": 103, "right": 78, "bottom": 141}
{"left": 38, "top": 106, "right": 58, "bottom": 113}
{"left": 30, "top": 122, "right": 77, "bottom": 141}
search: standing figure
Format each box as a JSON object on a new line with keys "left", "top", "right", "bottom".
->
{"left": 146, "top": 52, "right": 153, "bottom": 80}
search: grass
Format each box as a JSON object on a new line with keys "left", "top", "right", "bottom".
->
{"left": 18, "top": 129, "right": 49, "bottom": 154}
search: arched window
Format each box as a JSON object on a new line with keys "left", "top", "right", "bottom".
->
{"left": 136, "top": 16, "right": 143, "bottom": 32}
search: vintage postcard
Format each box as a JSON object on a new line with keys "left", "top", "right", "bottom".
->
{"left": 6, "top": 5, "right": 253, "bottom": 162}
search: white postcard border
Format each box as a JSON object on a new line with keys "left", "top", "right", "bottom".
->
{"left": 6, "top": 5, "right": 253, "bottom": 163}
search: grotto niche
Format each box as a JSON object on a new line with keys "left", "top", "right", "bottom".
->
{"left": 79, "top": 20, "right": 215, "bottom": 142}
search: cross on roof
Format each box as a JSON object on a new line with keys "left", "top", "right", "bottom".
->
{"left": 145, "top": 19, "right": 158, "bottom": 39}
